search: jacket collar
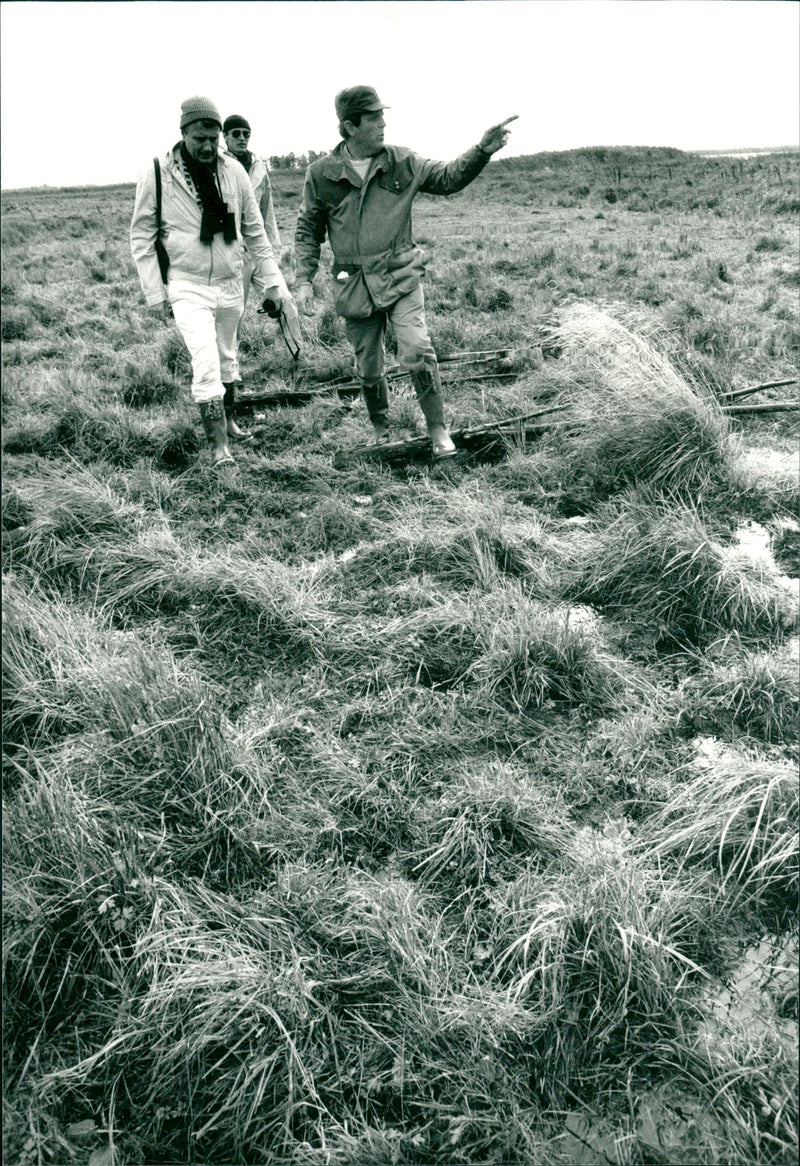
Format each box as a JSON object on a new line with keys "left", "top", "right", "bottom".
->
{"left": 168, "top": 143, "right": 233, "bottom": 195}
{"left": 319, "top": 140, "right": 388, "bottom": 183}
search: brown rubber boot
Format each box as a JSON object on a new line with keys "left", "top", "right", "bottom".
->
{"left": 198, "top": 398, "right": 235, "bottom": 467}
{"left": 363, "top": 376, "right": 391, "bottom": 444}
{"left": 222, "top": 381, "right": 253, "bottom": 441}
{"left": 409, "top": 365, "right": 456, "bottom": 457}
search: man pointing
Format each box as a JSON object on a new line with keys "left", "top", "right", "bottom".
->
{"left": 295, "top": 86, "right": 515, "bottom": 456}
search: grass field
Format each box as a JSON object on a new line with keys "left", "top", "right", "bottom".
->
{"left": 2, "top": 146, "right": 799, "bottom": 1165}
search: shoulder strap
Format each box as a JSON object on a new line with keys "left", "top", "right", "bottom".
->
{"left": 153, "top": 157, "right": 162, "bottom": 228}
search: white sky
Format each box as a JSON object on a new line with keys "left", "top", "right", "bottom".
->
{"left": 1, "top": 0, "right": 798, "bottom": 189}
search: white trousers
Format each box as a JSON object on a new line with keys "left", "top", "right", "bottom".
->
{"left": 167, "top": 277, "right": 244, "bottom": 403}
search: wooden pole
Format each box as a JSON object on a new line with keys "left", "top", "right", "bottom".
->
{"left": 722, "top": 401, "right": 799, "bottom": 415}
{"left": 721, "top": 378, "right": 798, "bottom": 403}
{"left": 460, "top": 403, "right": 569, "bottom": 436}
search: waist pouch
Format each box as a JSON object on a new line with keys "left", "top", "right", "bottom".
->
{"left": 331, "top": 247, "right": 427, "bottom": 318}
{"left": 331, "top": 263, "right": 373, "bottom": 320}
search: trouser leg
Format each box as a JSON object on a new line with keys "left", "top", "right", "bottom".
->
{"left": 214, "top": 278, "right": 251, "bottom": 439}
{"left": 389, "top": 285, "right": 453, "bottom": 452}
{"left": 216, "top": 278, "right": 245, "bottom": 385}
{"left": 344, "top": 311, "right": 391, "bottom": 438}
{"left": 168, "top": 280, "right": 226, "bottom": 404}
{"left": 168, "top": 279, "right": 234, "bottom": 464}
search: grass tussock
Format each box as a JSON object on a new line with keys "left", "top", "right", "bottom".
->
{"left": 570, "top": 489, "right": 798, "bottom": 647}
{"left": 411, "top": 758, "right": 570, "bottom": 886}
{"left": 680, "top": 642, "right": 799, "bottom": 745}
{"left": 2, "top": 578, "right": 286, "bottom": 879}
{"left": 542, "top": 302, "right": 732, "bottom": 501}
{"left": 491, "top": 824, "right": 723, "bottom": 1103}
{"left": 648, "top": 740, "right": 798, "bottom": 926}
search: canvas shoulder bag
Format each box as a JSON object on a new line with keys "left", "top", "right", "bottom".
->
{"left": 153, "top": 158, "right": 170, "bottom": 284}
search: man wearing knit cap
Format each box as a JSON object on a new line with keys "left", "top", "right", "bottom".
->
{"left": 222, "top": 114, "right": 281, "bottom": 296}
{"left": 295, "top": 86, "right": 516, "bottom": 457}
{"left": 131, "top": 96, "right": 298, "bottom": 468}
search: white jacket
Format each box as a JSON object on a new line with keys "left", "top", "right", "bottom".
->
{"left": 130, "top": 146, "right": 285, "bottom": 307}
{"left": 221, "top": 149, "right": 280, "bottom": 255}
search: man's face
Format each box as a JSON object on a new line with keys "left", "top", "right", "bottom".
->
{"left": 224, "top": 127, "right": 251, "bottom": 158}
{"left": 346, "top": 109, "right": 385, "bottom": 157}
{"left": 182, "top": 121, "right": 220, "bottom": 164}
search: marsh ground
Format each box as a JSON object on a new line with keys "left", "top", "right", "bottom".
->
{"left": 2, "top": 147, "right": 798, "bottom": 1165}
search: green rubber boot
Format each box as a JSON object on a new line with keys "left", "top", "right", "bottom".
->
{"left": 363, "top": 376, "right": 391, "bottom": 444}
{"left": 198, "top": 398, "right": 235, "bottom": 467}
{"left": 409, "top": 365, "right": 456, "bottom": 457}
{"left": 222, "top": 381, "right": 253, "bottom": 441}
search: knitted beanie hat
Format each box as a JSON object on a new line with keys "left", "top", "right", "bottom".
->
{"left": 223, "top": 114, "right": 251, "bottom": 133}
{"left": 180, "top": 96, "right": 222, "bottom": 131}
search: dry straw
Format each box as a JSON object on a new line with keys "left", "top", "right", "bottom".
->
{"left": 542, "top": 301, "right": 731, "bottom": 497}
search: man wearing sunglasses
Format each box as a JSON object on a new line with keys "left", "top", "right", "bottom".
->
{"left": 131, "top": 96, "right": 297, "bottom": 468}
{"left": 222, "top": 114, "right": 281, "bottom": 304}
{"left": 295, "top": 86, "right": 516, "bottom": 458}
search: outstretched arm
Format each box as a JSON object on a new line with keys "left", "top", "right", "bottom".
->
{"left": 417, "top": 116, "right": 518, "bottom": 195}
{"left": 478, "top": 115, "right": 519, "bottom": 157}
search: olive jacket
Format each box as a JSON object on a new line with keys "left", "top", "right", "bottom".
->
{"left": 130, "top": 145, "right": 284, "bottom": 307}
{"left": 294, "top": 141, "right": 490, "bottom": 318}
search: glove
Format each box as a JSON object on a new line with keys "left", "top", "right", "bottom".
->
{"left": 296, "top": 283, "right": 315, "bottom": 317}
{"left": 259, "top": 285, "right": 285, "bottom": 317}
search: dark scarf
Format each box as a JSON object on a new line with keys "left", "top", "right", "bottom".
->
{"left": 179, "top": 143, "right": 237, "bottom": 244}
{"left": 233, "top": 149, "right": 253, "bottom": 172}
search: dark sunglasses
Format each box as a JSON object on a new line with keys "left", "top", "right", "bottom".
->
{"left": 229, "top": 129, "right": 251, "bottom": 139}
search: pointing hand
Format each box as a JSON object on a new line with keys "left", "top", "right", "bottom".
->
{"left": 479, "top": 115, "right": 518, "bottom": 156}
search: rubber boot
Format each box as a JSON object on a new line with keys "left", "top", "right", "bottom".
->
{"left": 409, "top": 364, "right": 456, "bottom": 457}
{"left": 222, "top": 381, "right": 253, "bottom": 442}
{"left": 198, "top": 398, "right": 235, "bottom": 467}
{"left": 363, "top": 376, "right": 391, "bottom": 444}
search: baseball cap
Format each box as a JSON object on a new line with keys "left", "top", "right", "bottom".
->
{"left": 335, "top": 86, "right": 389, "bottom": 122}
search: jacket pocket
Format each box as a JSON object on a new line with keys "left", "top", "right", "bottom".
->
{"left": 377, "top": 173, "right": 414, "bottom": 195}
{"left": 332, "top": 269, "right": 374, "bottom": 319}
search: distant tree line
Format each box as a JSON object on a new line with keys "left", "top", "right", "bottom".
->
{"left": 268, "top": 151, "right": 327, "bottom": 170}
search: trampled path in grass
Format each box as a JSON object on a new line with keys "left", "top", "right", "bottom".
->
{"left": 2, "top": 148, "right": 798, "bottom": 1165}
